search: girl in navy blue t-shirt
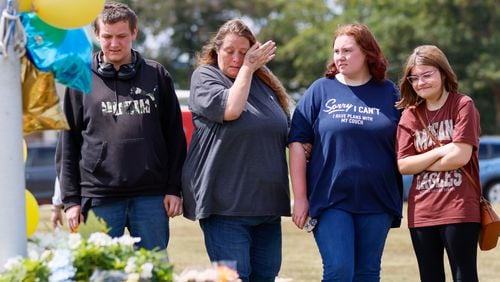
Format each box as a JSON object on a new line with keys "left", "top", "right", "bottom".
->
{"left": 288, "top": 23, "right": 403, "bottom": 281}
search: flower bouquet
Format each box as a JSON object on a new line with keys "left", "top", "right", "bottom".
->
{"left": 175, "top": 261, "right": 240, "bottom": 282}
{"left": 0, "top": 212, "right": 173, "bottom": 282}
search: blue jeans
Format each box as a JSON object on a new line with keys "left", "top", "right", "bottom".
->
{"left": 90, "top": 195, "right": 169, "bottom": 250}
{"left": 199, "top": 215, "right": 282, "bottom": 282}
{"left": 313, "top": 208, "right": 393, "bottom": 282}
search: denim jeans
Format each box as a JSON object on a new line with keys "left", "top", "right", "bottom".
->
{"left": 313, "top": 208, "right": 393, "bottom": 282}
{"left": 90, "top": 195, "right": 169, "bottom": 250}
{"left": 199, "top": 215, "right": 282, "bottom": 282}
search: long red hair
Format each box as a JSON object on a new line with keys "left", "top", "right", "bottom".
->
{"left": 325, "top": 23, "right": 387, "bottom": 83}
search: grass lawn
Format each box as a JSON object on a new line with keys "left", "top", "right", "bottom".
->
{"left": 37, "top": 203, "right": 500, "bottom": 281}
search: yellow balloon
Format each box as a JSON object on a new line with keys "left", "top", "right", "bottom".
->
{"left": 25, "top": 190, "right": 40, "bottom": 237}
{"left": 23, "top": 139, "right": 27, "bottom": 163}
{"left": 33, "top": 0, "right": 105, "bottom": 29}
{"left": 19, "top": 0, "right": 33, "bottom": 12}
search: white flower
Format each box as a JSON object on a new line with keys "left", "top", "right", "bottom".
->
{"left": 32, "top": 229, "right": 71, "bottom": 250}
{"left": 124, "top": 257, "right": 138, "bottom": 273}
{"left": 0, "top": 230, "right": 172, "bottom": 281}
{"left": 27, "top": 241, "right": 44, "bottom": 260}
{"left": 53, "top": 229, "right": 72, "bottom": 249}
{"left": 41, "top": 250, "right": 52, "bottom": 261}
{"left": 140, "top": 262, "right": 154, "bottom": 279}
{"left": 178, "top": 269, "right": 199, "bottom": 281}
{"left": 48, "top": 249, "right": 76, "bottom": 282}
{"left": 31, "top": 233, "right": 51, "bottom": 249}
{"left": 126, "top": 273, "right": 140, "bottom": 282}
{"left": 48, "top": 249, "right": 73, "bottom": 270}
{"left": 3, "top": 256, "right": 23, "bottom": 271}
{"left": 116, "top": 234, "right": 141, "bottom": 247}
{"left": 49, "top": 265, "right": 76, "bottom": 282}
{"left": 88, "top": 232, "right": 114, "bottom": 247}
{"left": 67, "top": 233, "right": 82, "bottom": 250}
{"left": 177, "top": 267, "right": 217, "bottom": 282}
{"left": 198, "top": 268, "right": 217, "bottom": 281}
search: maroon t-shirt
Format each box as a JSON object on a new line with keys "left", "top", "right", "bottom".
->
{"left": 397, "top": 92, "right": 481, "bottom": 228}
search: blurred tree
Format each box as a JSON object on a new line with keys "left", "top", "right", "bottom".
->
{"left": 121, "top": 0, "right": 277, "bottom": 89}
{"left": 119, "top": 0, "right": 498, "bottom": 133}
{"left": 263, "top": 0, "right": 499, "bottom": 133}
{"left": 343, "top": 0, "right": 499, "bottom": 133}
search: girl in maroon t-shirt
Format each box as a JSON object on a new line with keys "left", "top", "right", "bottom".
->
{"left": 396, "top": 45, "right": 481, "bottom": 282}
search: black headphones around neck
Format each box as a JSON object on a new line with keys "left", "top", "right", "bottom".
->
{"left": 96, "top": 50, "right": 138, "bottom": 80}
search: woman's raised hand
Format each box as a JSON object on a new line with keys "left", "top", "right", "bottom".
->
{"left": 244, "top": 40, "right": 276, "bottom": 71}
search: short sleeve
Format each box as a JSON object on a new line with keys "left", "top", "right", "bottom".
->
{"left": 452, "top": 97, "right": 480, "bottom": 149}
{"left": 396, "top": 108, "right": 418, "bottom": 160}
{"left": 189, "top": 65, "right": 230, "bottom": 124}
{"left": 288, "top": 86, "right": 318, "bottom": 144}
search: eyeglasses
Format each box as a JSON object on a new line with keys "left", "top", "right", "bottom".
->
{"left": 407, "top": 70, "right": 436, "bottom": 84}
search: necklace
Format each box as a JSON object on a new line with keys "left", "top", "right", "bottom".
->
{"left": 424, "top": 91, "right": 449, "bottom": 125}
{"left": 424, "top": 108, "right": 439, "bottom": 125}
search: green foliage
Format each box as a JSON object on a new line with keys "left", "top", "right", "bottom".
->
{"left": 259, "top": 0, "right": 335, "bottom": 93}
{"left": 120, "top": 0, "right": 499, "bottom": 133}
{"left": 72, "top": 243, "right": 124, "bottom": 281}
{"left": 0, "top": 258, "right": 50, "bottom": 282}
{"left": 77, "top": 210, "right": 110, "bottom": 240}
{"left": 126, "top": 0, "right": 278, "bottom": 88}
{"left": 0, "top": 211, "right": 173, "bottom": 282}
{"left": 71, "top": 240, "right": 173, "bottom": 281}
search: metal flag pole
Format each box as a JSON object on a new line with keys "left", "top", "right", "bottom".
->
{"left": 0, "top": 0, "right": 27, "bottom": 268}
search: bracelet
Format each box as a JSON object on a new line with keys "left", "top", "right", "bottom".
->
{"left": 51, "top": 205, "right": 62, "bottom": 212}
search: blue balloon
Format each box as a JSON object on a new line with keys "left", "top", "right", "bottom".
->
{"left": 22, "top": 13, "right": 92, "bottom": 94}
{"left": 51, "top": 29, "right": 92, "bottom": 94}
{"left": 22, "top": 12, "right": 65, "bottom": 71}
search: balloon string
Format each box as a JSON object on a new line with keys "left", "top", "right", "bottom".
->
{"left": 0, "top": 5, "right": 26, "bottom": 58}
{"left": 6, "top": 0, "right": 13, "bottom": 13}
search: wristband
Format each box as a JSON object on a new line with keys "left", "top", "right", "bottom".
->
{"left": 51, "top": 205, "right": 62, "bottom": 212}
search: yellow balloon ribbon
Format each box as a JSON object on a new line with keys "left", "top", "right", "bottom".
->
{"left": 33, "top": 0, "right": 105, "bottom": 29}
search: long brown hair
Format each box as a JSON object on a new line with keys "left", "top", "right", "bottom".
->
{"left": 196, "top": 19, "right": 291, "bottom": 117}
{"left": 325, "top": 23, "right": 388, "bottom": 83}
{"left": 396, "top": 45, "right": 458, "bottom": 109}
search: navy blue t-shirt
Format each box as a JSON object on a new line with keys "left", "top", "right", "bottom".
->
{"left": 288, "top": 77, "right": 403, "bottom": 224}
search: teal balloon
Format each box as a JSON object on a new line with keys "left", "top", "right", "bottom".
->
{"left": 23, "top": 12, "right": 66, "bottom": 45}
{"left": 52, "top": 29, "right": 92, "bottom": 94}
{"left": 21, "top": 12, "right": 92, "bottom": 94}
{"left": 22, "top": 12, "right": 66, "bottom": 71}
